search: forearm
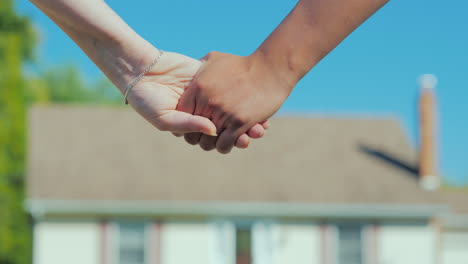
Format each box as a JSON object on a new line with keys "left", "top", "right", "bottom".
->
{"left": 253, "top": 0, "right": 389, "bottom": 87}
{"left": 29, "top": 0, "right": 158, "bottom": 93}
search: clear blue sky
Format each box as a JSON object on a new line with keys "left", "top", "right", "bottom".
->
{"left": 17, "top": 0, "right": 468, "bottom": 185}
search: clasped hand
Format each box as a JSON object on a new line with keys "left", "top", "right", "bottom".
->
{"left": 126, "top": 51, "right": 293, "bottom": 154}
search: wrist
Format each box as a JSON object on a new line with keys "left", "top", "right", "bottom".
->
{"left": 54, "top": 12, "right": 160, "bottom": 95}
{"left": 92, "top": 35, "right": 160, "bottom": 94}
{"left": 249, "top": 49, "right": 298, "bottom": 94}
{"left": 31, "top": 0, "right": 164, "bottom": 96}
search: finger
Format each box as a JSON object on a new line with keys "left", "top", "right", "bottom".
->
{"left": 188, "top": 133, "right": 202, "bottom": 146}
{"left": 260, "top": 120, "right": 270, "bottom": 129}
{"left": 188, "top": 98, "right": 208, "bottom": 147}
{"left": 157, "top": 111, "right": 217, "bottom": 135}
{"left": 216, "top": 127, "right": 240, "bottom": 154}
{"left": 184, "top": 132, "right": 202, "bottom": 145}
{"left": 172, "top": 83, "right": 199, "bottom": 140}
{"left": 194, "top": 95, "right": 206, "bottom": 117}
{"left": 235, "top": 134, "right": 250, "bottom": 149}
{"left": 246, "top": 124, "right": 265, "bottom": 139}
{"left": 176, "top": 83, "right": 196, "bottom": 113}
{"left": 199, "top": 134, "right": 217, "bottom": 151}
{"left": 211, "top": 111, "right": 229, "bottom": 136}
{"left": 197, "top": 111, "right": 227, "bottom": 151}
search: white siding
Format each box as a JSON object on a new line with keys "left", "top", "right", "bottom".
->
{"left": 208, "top": 221, "right": 235, "bottom": 264}
{"left": 34, "top": 221, "right": 99, "bottom": 264}
{"left": 160, "top": 223, "right": 210, "bottom": 264}
{"left": 378, "top": 224, "right": 436, "bottom": 264}
{"left": 442, "top": 231, "right": 468, "bottom": 264}
{"left": 275, "top": 223, "right": 320, "bottom": 264}
{"left": 252, "top": 221, "right": 279, "bottom": 264}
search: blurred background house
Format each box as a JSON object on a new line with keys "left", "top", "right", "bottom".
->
{"left": 26, "top": 78, "right": 468, "bottom": 264}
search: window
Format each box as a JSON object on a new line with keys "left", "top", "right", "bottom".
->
{"left": 338, "top": 224, "right": 363, "bottom": 264}
{"left": 236, "top": 227, "right": 252, "bottom": 264}
{"left": 118, "top": 223, "right": 146, "bottom": 264}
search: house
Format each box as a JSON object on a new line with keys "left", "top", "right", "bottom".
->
{"left": 26, "top": 80, "right": 468, "bottom": 264}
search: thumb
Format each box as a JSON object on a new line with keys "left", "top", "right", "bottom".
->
{"left": 157, "top": 111, "right": 217, "bottom": 136}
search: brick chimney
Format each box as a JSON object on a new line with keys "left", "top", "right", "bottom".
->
{"left": 418, "top": 74, "right": 439, "bottom": 191}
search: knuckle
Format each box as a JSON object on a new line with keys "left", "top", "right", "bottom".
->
{"left": 200, "top": 136, "right": 216, "bottom": 151}
{"left": 236, "top": 74, "right": 249, "bottom": 87}
{"left": 216, "top": 138, "right": 235, "bottom": 154}
{"left": 207, "top": 98, "right": 222, "bottom": 110}
{"left": 230, "top": 115, "right": 250, "bottom": 128}
{"left": 200, "top": 143, "right": 214, "bottom": 151}
{"left": 184, "top": 133, "right": 200, "bottom": 145}
{"left": 195, "top": 77, "right": 212, "bottom": 90}
{"left": 207, "top": 51, "right": 221, "bottom": 58}
{"left": 185, "top": 138, "right": 198, "bottom": 145}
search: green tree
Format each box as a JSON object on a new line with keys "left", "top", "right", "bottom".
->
{"left": 1, "top": 2, "right": 120, "bottom": 262}
{"left": 0, "top": 1, "right": 35, "bottom": 263}
{"left": 27, "top": 66, "right": 121, "bottom": 105}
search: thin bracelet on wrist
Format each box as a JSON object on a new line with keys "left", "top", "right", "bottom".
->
{"left": 124, "top": 50, "right": 164, "bottom": 104}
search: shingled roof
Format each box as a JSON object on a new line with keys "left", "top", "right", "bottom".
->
{"left": 440, "top": 190, "right": 468, "bottom": 214}
{"left": 26, "top": 105, "right": 447, "bottom": 209}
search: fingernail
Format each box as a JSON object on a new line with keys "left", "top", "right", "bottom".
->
{"left": 207, "top": 129, "right": 217, "bottom": 136}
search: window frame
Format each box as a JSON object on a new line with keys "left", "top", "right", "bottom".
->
{"left": 110, "top": 221, "right": 151, "bottom": 264}
{"left": 335, "top": 223, "right": 366, "bottom": 264}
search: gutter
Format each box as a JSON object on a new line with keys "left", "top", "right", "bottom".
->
{"left": 26, "top": 199, "right": 449, "bottom": 220}
{"left": 439, "top": 213, "right": 468, "bottom": 229}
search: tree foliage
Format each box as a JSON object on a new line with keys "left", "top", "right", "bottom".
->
{"left": 0, "top": 0, "right": 35, "bottom": 61}
{"left": 0, "top": 1, "right": 119, "bottom": 263}
{"left": 0, "top": 1, "right": 34, "bottom": 263}
{"left": 27, "top": 66, "right": 121, "bottom": 105}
